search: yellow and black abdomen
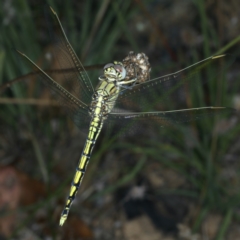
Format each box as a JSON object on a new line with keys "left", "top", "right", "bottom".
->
{"left": 59, "top": 80, "right": 119, "bottom": 226}
{"left": 59, "top": 116, "right": 103, "bottom": 226}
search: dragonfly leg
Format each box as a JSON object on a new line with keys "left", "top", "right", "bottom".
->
{"left": 118, "top": 78, "right": 138, "bottom": 89}
{"left": 98, "top": 75, "right": 106, "bottom": 81}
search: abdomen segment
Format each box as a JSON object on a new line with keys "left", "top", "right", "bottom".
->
{"left": 59, "top": 118, "right": 103, "bottom": 226}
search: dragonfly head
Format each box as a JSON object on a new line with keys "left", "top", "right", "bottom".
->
{"left": 103, "top": 61, "right": 126, "bottom": 82}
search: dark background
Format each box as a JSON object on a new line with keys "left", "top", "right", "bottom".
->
{"left": 0, "top": 0, "right": 240, "bottom": 239}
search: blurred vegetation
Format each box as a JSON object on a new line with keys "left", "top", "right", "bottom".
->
{"left": 0, "top": 0, "right": 240, "bottom": 239}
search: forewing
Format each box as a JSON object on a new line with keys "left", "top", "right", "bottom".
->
{"left": 16, "top": 7, "right": 96, "bottom": 133}
{"left": 45, "top": 7, "right": 94, "bottom": 105}
{"left": 111, "top": 54, "right": 234, "bottom": 113}
{"left": 106, "top": 54, "right": 235, "bottom": 136}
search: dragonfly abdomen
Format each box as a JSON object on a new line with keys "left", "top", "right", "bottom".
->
{"left": 60, "top": 81, "right": 119, "bottom": 226}
{"left": 59, "top": 117, "right": 103, "bottom": 226}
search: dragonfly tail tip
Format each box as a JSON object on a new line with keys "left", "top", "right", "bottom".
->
{"left": 59, "top": 218, "right": 65, "bottom": 226}
{"left": 59, "top": 213, "right": 68, "bottom": 226}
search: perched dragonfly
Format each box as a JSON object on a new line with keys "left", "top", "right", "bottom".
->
{"left": 17, "top": 7, "right": 234, "bottom": 226}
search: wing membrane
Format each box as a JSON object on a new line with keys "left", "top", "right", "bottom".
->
{"left": 16, "top": 7, "right": 97, "bottom": 133}
{"left": 46, "top": 7, "right": 94, "bottom": 105}
{"left": 111, "top": 54, "right": 234, "bottom": 113}
{"left": 106, "top": 107, "right": 235, "bottom": 136}
{"left": 106, "top": 54, "right": 235, "bottom": 135}
{"left": 17, "top": 51, "right": 91, "bottom": 133}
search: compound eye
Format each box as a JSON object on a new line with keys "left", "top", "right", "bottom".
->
{"left": 114, "top": 64, "right": 126, "bottom": 79}
{"left": 104, "top": 63, "right": 114, "bottom": 70}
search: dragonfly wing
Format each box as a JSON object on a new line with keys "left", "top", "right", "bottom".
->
{"left": 17, "top": 51, "right": 91, "bottom": 134}
{"left": 106, "top": 107, "right": 235, "bottom": 136}
{"left": 111, "top": 54, "right": 235, "bottom": 114}
{"left": 16, "top": 6, "right": 95, "bottom": 133}
{"left": 45, "top": 7, "right": 94, "bottom": 105}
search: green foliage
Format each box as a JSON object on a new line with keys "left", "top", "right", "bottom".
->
{"left": 0, "top": 0, "right": 240, "bottom": 238}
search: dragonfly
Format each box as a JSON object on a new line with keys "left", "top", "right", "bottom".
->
{"left": 16, "top": 7, "right": 234, "bottom": 226}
